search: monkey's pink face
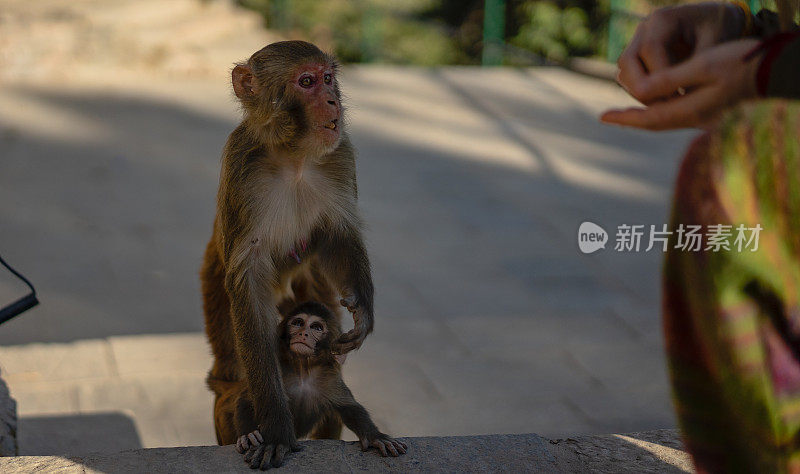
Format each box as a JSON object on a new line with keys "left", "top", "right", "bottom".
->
{"left": 287, "top": 313, "right": 328, "bottom": 356}
{"left": 292, "top": 62, "right": 341, "bottom": 150}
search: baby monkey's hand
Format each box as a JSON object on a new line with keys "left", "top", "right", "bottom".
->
{"left": 359, "top": 433, "right": 408, "bottom": 457}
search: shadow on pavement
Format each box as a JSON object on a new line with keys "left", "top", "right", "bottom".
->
{"left": 19, "top": 412, "right": 142, "bottom": 455}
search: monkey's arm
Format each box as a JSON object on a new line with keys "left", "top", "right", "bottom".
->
{"left": 315, "top": 224, "right": 375, "bottom": 354}
{"left": 332, "top": 383, "right": 407, "bottom": 457}
{"left": 219, "top": 179, "right": 300, "bottom": 467}
{"left": 223, "top": 253, "right": 300, "bottom": 468}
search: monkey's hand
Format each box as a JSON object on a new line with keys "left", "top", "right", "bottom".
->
{"left": 242, "top": 419, "right": 302, "bottom": 469}
{"left": 334, "top": 296, "right": 373, "bottom": 354}
{"left": 359, "top": 433, "right": 408, "bottom": 457}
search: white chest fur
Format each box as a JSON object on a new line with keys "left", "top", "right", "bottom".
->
{"left": 253, "top": 161, "right": 345, "bottom": 251}
{"left": 289, "top": 375, "right": 317, "bottom": 398}
{"left": 286, "top": 369, "right": 323, "bottom": 409}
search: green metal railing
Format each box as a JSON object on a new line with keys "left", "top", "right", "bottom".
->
{"left": 482, "top": 0, "right": 506, "bottom": 66}
{"left": 270, "top": 0, "right": 290, "bottom": 30}
{"left": 607, "top": 0, "right": 632, "bottom": 63}
{"left": 361, "top": 5, "right": 382, "bottom": 63}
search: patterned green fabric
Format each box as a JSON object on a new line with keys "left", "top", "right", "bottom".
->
{"left": 664, "top": 100, "right": 800, "bottom": 473}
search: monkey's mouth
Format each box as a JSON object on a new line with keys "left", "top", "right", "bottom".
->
{"left": 291, "top": 341, "right": 314, "bottom": 354}
{"left": 323, "top": 119, "right": 338, "bottom": 131}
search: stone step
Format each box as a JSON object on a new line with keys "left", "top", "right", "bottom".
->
{"left": 0, "top": 430, "right": 690, "bottom": 473}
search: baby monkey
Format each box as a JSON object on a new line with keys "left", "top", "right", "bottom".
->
{"left": 234, "top": 301, "right": 407, "bottom": 469}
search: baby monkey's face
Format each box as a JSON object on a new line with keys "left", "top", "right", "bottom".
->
{"left": 287, "top": 313, "right": 328, "bottom": 356}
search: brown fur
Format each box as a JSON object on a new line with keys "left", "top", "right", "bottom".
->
{"left": 201, "top": 41, "right": 375, "bottom": 464}
{"left": 226, "top": 302, "right": 406, "bottom": 469}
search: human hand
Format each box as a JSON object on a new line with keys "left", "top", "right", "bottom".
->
{"left": 618, "top": 2, "right": 747, "bottom": 104}
{"left": 601, "top": 39, "right": 760, "bottom": 130}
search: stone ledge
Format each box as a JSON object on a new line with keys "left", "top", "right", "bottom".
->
{"left": 547, "top": 429, "right": 690, "bottom": 473}
{"left": 0, "top": 430, "right": 690, "bottom": 473}
{"left": 0, "top": 369, "right": 17, "bottom": 456}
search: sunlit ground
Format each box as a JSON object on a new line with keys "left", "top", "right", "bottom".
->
{"left": 0, "top": 0, "right": 696, "bottom": 456}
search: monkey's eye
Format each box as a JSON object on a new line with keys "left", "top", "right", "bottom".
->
{"left": 291, "top": 318, "right": 304, "bottom": 327}
{"left": 299, "top": 76, "right": 314, "bottom": 88}
{"left": 323, "top": 73, "right": 332, "bottom": 85}
{"left": 310, "top": 322, "right": 324, "bottom": 332}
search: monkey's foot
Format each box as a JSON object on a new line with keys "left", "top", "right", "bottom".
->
{"left": 244, "top": 441, "right": 301, "bottom": 470}
{"left": 242, "top": 423, "right": 303, "bottom": 470}
{"left": 236, "top": 430, "right": 263, "bottom": 454}
{"left": 359, "top": 435, "right": 408, "bottom": 457}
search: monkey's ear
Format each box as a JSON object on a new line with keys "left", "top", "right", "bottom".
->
{"left": 232, "top": 64, "right": 260, "bottom": 100}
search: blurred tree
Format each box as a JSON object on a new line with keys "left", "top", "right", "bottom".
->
{"left": 512, "top": 2, "right": 593, "bottom": 61}
{"left": 236, "top": 0, "right": 463, "bottom": 64}
{"left": 233, "top": 0, "right": 612, "bottom": 64}
{"left": 419, "top": 0, "right": 485, "bottom": 61}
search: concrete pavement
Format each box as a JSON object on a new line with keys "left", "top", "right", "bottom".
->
{"left": 0, "top": 65, "right": 696, "bottom": 455}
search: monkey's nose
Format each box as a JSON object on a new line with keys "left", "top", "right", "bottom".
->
{"left": 327, "top": 100, "right": 336, "bottom": 106}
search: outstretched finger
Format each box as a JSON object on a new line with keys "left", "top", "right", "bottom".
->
{"left": 393, "top": 440, "right": 407, "bottom": 454}
{"left": 373, "top": 440, "right": 388, "bottom": 457}
{"left": 601, "top": 86, "right": 719, "bottom": 130}
{"left": 386, "top": 441, "right": 399, "bottom": 457}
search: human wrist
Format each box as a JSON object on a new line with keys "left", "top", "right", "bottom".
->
{"left": 752, "top": 32, "right": 800, "bottom": 97}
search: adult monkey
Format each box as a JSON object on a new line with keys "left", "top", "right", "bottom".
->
{"left": 201, "top": 41, "right": 375, "bottom": 468}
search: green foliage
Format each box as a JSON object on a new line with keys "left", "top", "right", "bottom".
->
{"left": 237, "top": 0, "right": 461, "bottom": 65}
{"left": 380, "top": 17, "right": 463, "bottom": 65}
{"left": 234, "top": 0, "right": 613, "bottom": 64}
{"left": 289, "top": 1, "right": 365, "bottom": 62}
{"left": 511, "top": 1, "right": 595, "bottom": 61}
